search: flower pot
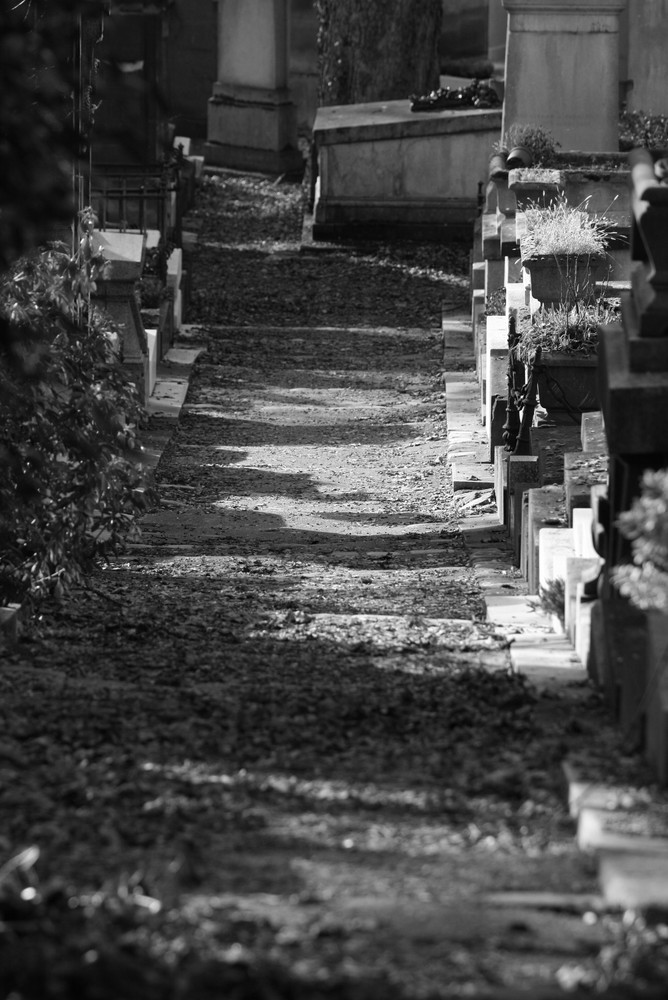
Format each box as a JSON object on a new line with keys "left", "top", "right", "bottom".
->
{"left": 506, "top": 145, "right": 532, "bottom": 169}
{"left": 522, "top": 254, "right": 611, "bottom": 307}
{"left": 533, "top": 351, "right": 600, "bottom": 417}
{"left": 489, "top": 151, "right": 509, "bottom": 179}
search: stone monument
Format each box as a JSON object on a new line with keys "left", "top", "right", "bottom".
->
{"left": 205, "top": 0, "right": 302, "bottom": 174}
{"left": 501, "top": 0, "right": 625, "bottom": 152}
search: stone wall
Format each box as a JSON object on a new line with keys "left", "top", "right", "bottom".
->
{"left": 165, "top": 0, "right": 218, "bottom": 139}
{"left": 624, "top": 0, "right": 668, "bottom": 113}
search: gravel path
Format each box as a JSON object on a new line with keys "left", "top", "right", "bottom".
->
{"left": 0, "top": 174, "right": 627, "bottom": 999}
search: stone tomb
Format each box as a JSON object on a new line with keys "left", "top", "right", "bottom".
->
{"left": 312, "top": 102, "right": 501, "bottom": 240}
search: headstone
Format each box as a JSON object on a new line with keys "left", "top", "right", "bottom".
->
{"left": 502, "top": 0, "right": 625, "bottom": 152}
{"left": 206, "top": 0, "right": 302, "bottom": 173}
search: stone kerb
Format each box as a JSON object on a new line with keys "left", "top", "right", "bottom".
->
{"left": 501, "top": 0, "right": 625, "bottom": 153}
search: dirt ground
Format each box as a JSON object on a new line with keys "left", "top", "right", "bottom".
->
{"left": 0, "top": 174, "right": 663, "bottom": 999}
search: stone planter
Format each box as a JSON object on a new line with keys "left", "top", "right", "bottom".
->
{"left": 509, "top": 157, "right": 631, "bottom": 228}
{"left": 532, "top": 351, "right": 600, "bottom": 416}
{"left": 522, "top": 253, "right": 611, "bottom": 307}
{"left": 507, "top": 145, "right": 532, "bottom": 169}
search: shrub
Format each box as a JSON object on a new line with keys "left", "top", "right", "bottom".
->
{"left": 504, "top": 123, "right": 559, "bottom": 166}
{"left": 619, "top": 109, "right": 668, "bottom": 151}
{"left": 0, "top": 210, "right": 147, "bottom": 604}
{"left": 612, "top": 468, "right": 668, "bottom": 612}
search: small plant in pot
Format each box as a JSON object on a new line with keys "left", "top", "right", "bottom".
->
{"left": 519, "top": 196, "right": 612, "bottom": 307}
{"left": 515, "top": 298, "right": 620, "bottom": 417}
{"left": 504, "top": 123, "right": 560, "bottom": 168}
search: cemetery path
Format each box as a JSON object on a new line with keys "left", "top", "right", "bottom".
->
{"left": 0, "top": 174, "right": 637, "bottom": 999}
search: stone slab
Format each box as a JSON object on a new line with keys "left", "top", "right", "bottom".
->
{"left": 565, "top": 556, "right": 601, "bottom": 643}
{"left": 494, "top": 446, "right": 509, "bottom": 526}
{"left": 580, "top": 411, "right": 607, "bottom": 453}
{"left": 526, "top": 486, "right": 567, "bottom": 595}
{"left": 485, "top": 594, "right": 552, "bottom": 628}
{"left": 505, "top": 281, "right": 527, "bottom": 317}
{"left": 147, "top": 379, "right": 189, "bottom": 419}
{"left": 564, "top": 452, "right": 608, "bottom": 525}
{"left": 442, "top": 317, "right": 473, "bottom": 356}
{"left": 578, "top": 807, "right": 668, "bottom": 856}
{"left": 572, "top": 507, "right": 600, "bottom": 560}
{"left": 529, "top": 425, "right": 582, "bottom": 487}
{"left": 599, "top": 853, "right": 668, "bottom": 909}
{"left": 451, "top": 463, "right": 495, "bottom": 491}
{"left": 539, "top": 527, "right": 575, "bottom": 591}
{"left": 146, "top": 329, "right": 158, "bottom": 397}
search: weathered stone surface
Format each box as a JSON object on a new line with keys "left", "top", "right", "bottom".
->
{"left": 502, "top": 0, "right": 625, "bottom": 152}
{"left": 312, "top": 103, "right": 502, "bottom": 237}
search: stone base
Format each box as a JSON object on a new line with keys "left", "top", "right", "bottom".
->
{"left": 206, "top": 83, "right": 303, "bottom": 175}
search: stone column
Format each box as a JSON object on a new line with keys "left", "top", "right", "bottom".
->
{"left": 501, "top": 0, "right": 625, "bottom": 152}
{"left": 488, "top": 0, "right": 508, "bottom": 70}
{"left": 205, "top": 0, "right": 302, "bottom": 174}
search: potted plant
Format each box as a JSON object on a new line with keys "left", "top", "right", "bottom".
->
{"left": 519, "top": 197, "right": 612, "bottom": 307}
{"left": 515, "top": 298, "right": 620, "bottom": 417}
{"left": 504, "top": 123, "right": 559, "bottom": 169}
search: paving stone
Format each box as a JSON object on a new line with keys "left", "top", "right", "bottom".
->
{"left": 600, "top": 853, "right": 668, "bottom": 909}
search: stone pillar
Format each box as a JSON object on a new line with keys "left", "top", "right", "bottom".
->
{"left": 501, "top": 0, "right": 625, "bottom": 152}
{"left": 488, "top": 0, "right": 508, "bottom": 69}
{"left": 205, "top": 0, "right": 302, "bottom": 174}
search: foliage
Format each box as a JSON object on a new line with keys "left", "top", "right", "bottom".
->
{"left": 503, "top": 123, "right": 559, "bottom": 166}
{"left": 138, "top": 237, "right": 175, "bottom": 309}
{"left": 612, "top": 468, "right": 668, "bottom": 612}
{"left": 520, "top": 197, "right": 611, "bottom": 261}
{"left": 539, "top": 577, "right": 565, "bottom": 626}
{"left": 484, "top": 286, "right": 506, "bottom": 316}
{"left": 0, "top": 0, "right": 106, "bottom": 277}
{"left": 410, "top": 78, "right": 500, "bottom": 112}
{"left": 515, "top": 299, "right": 620, "bottom": 363}
{"left": 620, "top": 108, "right": 668, "bottom": 151}
{"left": 0, "top": 209, "right": 146, "bottom": 604}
